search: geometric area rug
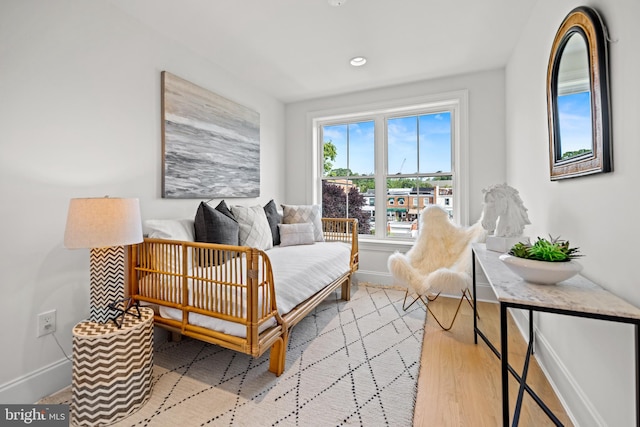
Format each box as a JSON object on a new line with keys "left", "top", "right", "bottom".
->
{"left": 42, "top": 284, "right": 426, "bottom": 426}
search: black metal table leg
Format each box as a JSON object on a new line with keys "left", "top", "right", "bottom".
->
{"left": 501, "top": 303, "right": 510, "bottom": 427}
{"left": 512, "top": 330, "right": 534, "bottom": 427}
{"left": 529, "top": 310, "right": 534, "bottom": 355}
{"left": 473, "top": 251, "right": 478, "bottom": 344}
{"left": 636, "top": 323, "right": 639, "bottom": 427}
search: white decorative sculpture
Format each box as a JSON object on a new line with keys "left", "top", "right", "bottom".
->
{"left": 481, "top": 184, "right": 531, "bottom": 252}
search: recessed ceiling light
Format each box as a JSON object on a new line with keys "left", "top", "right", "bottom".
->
{"left": 328, "top": 0, "right": 347, "bottom": 6}
{"left": 350, "top": 56, "right": 367, "bottom": 67}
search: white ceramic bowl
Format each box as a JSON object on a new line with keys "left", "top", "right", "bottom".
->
{"left": 498, "top": 254, "right": 582, "bottom": 285}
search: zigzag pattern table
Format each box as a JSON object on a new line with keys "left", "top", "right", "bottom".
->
{"left": 72, "top": 307, "right": 154, "bottom": 426}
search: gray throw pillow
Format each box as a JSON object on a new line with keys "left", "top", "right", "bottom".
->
{"left": 263, "top": 199, "right": 282, "bottom": 246}
{"left": 194, "top": 201, "right": 239, "bottom": 246}
{"left": 215, "top": 199, "right": 235, "bottom": 221}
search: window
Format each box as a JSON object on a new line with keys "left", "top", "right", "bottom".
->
{"left": 386, "top": 111, "right": 453, "bottom": 236}
{"left": 320, "top": 121, "right": 375, "bottom": 235}
{"left": 314, "top": 92, "right": 468, "bottom": 240}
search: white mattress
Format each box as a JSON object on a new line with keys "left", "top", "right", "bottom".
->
{"left": 141, "top": 242, "right": 352, "bottom": 338}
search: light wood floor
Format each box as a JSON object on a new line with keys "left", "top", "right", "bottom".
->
{"left": 413, "top": 296, "right": 573, "bottom": 426}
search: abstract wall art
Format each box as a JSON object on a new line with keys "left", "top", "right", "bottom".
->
{"left": 161, "top": 71, "right": 260, "bottom": 198}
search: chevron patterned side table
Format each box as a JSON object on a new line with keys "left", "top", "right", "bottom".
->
{"left": 71, "top": 307, "right": 154, "bottom": 426}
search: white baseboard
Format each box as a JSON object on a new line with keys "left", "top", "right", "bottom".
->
{"left": 355, "top": 270, "right": 497, "bottom": 302}
{"left": 0, "top": 357, "right": 71, "bottom": 404}
{"left": 472, "top": 282, "right": 498, "bottom": 303}
{"left": 509, "top": 309, "right": 604, "bottom": 427}
{"left": 354, "top": 270, "right": 394, "bottom": 286}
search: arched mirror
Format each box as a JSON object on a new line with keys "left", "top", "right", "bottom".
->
{"left": 547, "top": 6, "right": 611, "bottom": 180}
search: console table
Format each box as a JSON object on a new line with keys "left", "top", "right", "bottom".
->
{"left": 471, "top": 243, "right": 640, "bottom": 427}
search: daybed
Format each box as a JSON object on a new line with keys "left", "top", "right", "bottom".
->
{"left": 128, "top": 202, "right": 358, "bottom": 376}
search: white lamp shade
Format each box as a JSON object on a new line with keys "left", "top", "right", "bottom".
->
{"left": 64, "top": 197, "right": 143, "bottom": 249}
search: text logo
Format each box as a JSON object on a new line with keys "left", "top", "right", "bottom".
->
{"left": 1, "top": 405, "right": 68, "bottom": 426}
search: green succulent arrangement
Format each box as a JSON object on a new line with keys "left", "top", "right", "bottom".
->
{"left": 509, "top": 236, "right": 581, "bottom": 262}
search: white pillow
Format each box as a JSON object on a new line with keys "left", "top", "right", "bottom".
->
{"left": 230, "top": 205, "right": 274, "bottom": 251}
{"left": 144, "top": 219, "right": 195, "bottom": 241}
{"left": 281, "top": 204, "right": 325, "bottom": 242}
{"left": 278, "top": 223, "right": 315, "bottom": 247}
{"left": 143, "top": 219, "right": 195, "bottom": 273}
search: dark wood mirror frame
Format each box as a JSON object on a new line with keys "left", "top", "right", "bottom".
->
{"left": 547, "top": 6, "right": 612, "bottom": 180}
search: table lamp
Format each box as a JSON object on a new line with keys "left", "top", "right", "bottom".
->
{"left": 64, "top": 197, "right": 143, "bottom": 323}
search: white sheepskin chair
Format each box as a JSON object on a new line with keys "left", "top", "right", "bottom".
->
{"left": 388, "top": 205, "right": 486, "bottom": 330}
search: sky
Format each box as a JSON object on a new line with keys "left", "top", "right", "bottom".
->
{"left": 322, "top": 112, "right": 452, "bottom": 177}
{"left": 557, "top": 91, "right": 593, "bottom": 154}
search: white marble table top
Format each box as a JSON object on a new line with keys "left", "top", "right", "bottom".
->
{"left": 472, "top": 243, "right": 640, "bottom": 321}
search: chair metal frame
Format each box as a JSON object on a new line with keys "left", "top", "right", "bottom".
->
{"left": 403, "top": 287, "right": 476, "bottom": 331}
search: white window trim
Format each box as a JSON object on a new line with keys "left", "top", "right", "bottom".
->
{"left": 309, "top": 90, "right": 469, "bottom": 228}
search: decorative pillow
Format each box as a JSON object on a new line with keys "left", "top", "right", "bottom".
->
{"left": 194, "top": 201, "right": 239, "bottom": 246}
{"left": 263, "top": 199, "right": 282, "bottom": 246}
{"left": 215, "top": 199, "right": 235, "bottom": 221}
{"left": 278, "top": 223, "right": 315, "bottom": 247}
{"left": 230, "top": 205, "right": 273, "bottom": 251}
{"left": 281, "top": 204, "right": 325, "bottom": 242}
{"left": 144, "top": 219, "right": 195, "bottom": 241}
{"left": 143, "top": 219, "right": 195, "bottom": 273}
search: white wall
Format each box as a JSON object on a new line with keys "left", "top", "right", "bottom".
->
{"left": 0, "top": 0, "right": 285, "bottom": 403}
{"left": 285, "top": 69, "right": 506, "bottom": 294}
{"left": 506, "top": 0, "right": 640, "bottom": 425}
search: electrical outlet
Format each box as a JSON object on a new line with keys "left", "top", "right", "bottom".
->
{"left": 37, "top": 310, "right": 56, "bottom": 337}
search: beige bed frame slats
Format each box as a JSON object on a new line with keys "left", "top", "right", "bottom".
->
{"left": 322, "top": 217, "right": 359, "bottom": 273}
{"left": 128, "top": 217, "right": 358, "bottom": 376}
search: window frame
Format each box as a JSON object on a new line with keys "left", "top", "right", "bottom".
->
{"left": 311, "top": 90, "right": 469, "bottom": 241}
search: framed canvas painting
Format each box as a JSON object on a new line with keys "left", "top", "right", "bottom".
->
{"left": 161, "top": 71, "right": 260, "bottom": 198}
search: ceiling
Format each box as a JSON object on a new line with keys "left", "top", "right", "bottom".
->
{"left": 108, "top": 0, "right": 538, "bottom": 103}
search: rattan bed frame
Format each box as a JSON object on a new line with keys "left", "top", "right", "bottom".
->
{"left": 128, "top": 218, "right": 358, "bottom": 376}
